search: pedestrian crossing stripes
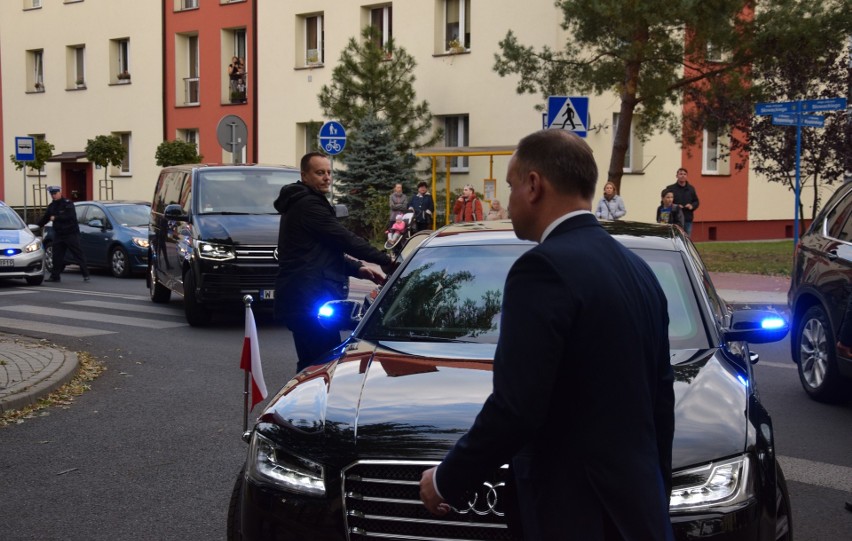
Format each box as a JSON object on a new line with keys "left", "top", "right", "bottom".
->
{"left": 0, "top": 316, "right": 115, "bottom": 337}
{"left": 0, "top": 305, "right": 187, "bottom": 329}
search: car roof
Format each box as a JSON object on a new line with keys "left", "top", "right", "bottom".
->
{"left": 75, "top": 200, "right": 150, "bottom": 206}
{"left": 423, "top": 218, "right": 688, "bottom": 252}
{"left": 160, "top": 163, "right": 299, "bottom": 173}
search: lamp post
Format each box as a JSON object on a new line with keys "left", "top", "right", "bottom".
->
{"left": 845, "top": 36, "right": 852, "bottom": 184}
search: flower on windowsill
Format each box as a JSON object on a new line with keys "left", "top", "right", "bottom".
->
{"left": 76, "top": 78, "right": 85, "bottom": 86}
{"left": 34, "top": 82, "right": 44, "bottom": 91}
{"left": 117, "top": 71, "right": 131, "bottom": 81}
{"left": 447, "top": 39, "right": 466, "bottom": 54}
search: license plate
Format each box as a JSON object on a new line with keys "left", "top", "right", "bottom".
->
{"left": 260, "top": 289, "right": 274, "bottom": 300}
{"left": 0, "top": 259, "right": 13, "bottom": 267}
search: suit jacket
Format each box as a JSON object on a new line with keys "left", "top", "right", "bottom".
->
{"left": 436, "top": 213, "right": 675, "bottom": 540}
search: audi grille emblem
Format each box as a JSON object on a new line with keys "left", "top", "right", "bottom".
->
{"left": 273, "top": 248, "right": 279, "bottom": 261}
{"left": 451, "top": 481, "right": 505, "bottom": 516}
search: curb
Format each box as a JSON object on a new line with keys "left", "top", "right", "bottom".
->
{"left": 0, "top": 336, "right": 80, "bottom": 414}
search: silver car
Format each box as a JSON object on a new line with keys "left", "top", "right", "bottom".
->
{"left": 0, "top": 201, "right": 45, "bottom": 285}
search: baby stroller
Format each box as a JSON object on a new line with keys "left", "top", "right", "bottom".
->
{"left": 384, "top": 212, "right": 414, "bottom": 255}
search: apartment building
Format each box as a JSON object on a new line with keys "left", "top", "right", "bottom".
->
{"left": 0, "top": 0, "right": 163, "bottom": 205}
{"left": 1, "top": 0, "right": 812, "bottom": 240}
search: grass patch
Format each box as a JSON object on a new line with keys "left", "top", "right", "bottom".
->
{"left": 694, "top": 240, "right": 794, "bottom": 276}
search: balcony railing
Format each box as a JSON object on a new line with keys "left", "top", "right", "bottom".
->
{"left": 184, "top": 77, "right": 199, "bottom": 105}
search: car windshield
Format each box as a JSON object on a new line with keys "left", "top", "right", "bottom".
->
{"left": 196, "top": 170, "right": 300, "bottom": 215}
{"left": 108, "top": 204, "right": 150, "bottom": 227}
{"left": 361, "top": 243, "right": 710, "bottom": 351}
{"left": 0, "top": 206, "right": 25, "bottom": 230}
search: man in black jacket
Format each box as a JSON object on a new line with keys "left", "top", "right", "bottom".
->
{"left": 665, "top": 168, "right": 699, "bottom": 236}
{"left": 273, "top": 152, "right": 393, "bottom": 372}
{"left": 37, "top": 186, "right": 90, "bottom": 282}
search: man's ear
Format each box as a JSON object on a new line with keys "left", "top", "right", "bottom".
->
{"left": 527, "top": 170, "right": 545, "bottom": 204}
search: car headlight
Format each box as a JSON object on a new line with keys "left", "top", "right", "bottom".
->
{"left": 132, "top": 237, "right": 149, "bottom": 249}
{"left": 24, "top": 239, "right": 42, "bottom": 253}
{"left": 670, "top": 455, "right": 753, "bottom": 512}
{"left": 195, "top": 240, "right": 235, "bottom": 261}
{"left": 246, "top": 432, "right": 326, "bottom": 496}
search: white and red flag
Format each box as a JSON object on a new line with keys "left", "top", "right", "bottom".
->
{"left": 240, "top": 303, "right": 268, "bottom": 411}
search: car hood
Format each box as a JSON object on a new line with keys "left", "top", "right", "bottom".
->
{"left": 261, "top": 342, "right": 748, "bottom": 469}
{"left": 195, "top": 214, "right": 278, "bottom": 244}
{"left": 0, "top": 227, "right": 37, "bottom": 246}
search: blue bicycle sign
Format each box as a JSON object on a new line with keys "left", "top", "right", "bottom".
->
{"left": 318, "top": 121, "right": 346, "bottom": 155}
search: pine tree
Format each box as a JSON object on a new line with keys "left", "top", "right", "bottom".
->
{"left": 336, "top": 111, "right": 416, "bottom": 239}
{"left": 319, "top": 26, "right": 441, "bottom": 170}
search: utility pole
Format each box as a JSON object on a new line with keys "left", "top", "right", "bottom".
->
{"left": 846, "top": 36, "right": 852, "bottom": 184}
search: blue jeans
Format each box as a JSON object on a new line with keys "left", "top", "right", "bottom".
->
{"left": 683, "top": 221, "right": 693, "bottom": 236}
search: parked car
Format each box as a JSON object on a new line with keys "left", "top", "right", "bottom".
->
{"left": 148, "top": 164, "right": 301, "bottom": 326}
{"left": 43, "top": 200, "right": 151, "bottom": 278}
{"left": 229, "top": 220, "right": 792, "bottom": 541}
{"left": 0, "top": 201, "right": 44, "bottom": 285}
{"left": 788, "top": 180, "right": 852, "bottom": 402}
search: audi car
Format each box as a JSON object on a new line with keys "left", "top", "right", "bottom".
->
{"left": 229, "top": 220, "right": 792, "bottom": 541}
{"left": 0, "top": 201, "right": 44, "bottom": 285}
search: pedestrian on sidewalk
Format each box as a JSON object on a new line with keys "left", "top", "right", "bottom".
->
{"left": 594, "top": 181, "right": 626, "bottom": 220}
{"left": 37, "top": 186, "right": 90, "bottom": 283}
{"left": 665, "top": 168, "right": 699, "bottom": 236}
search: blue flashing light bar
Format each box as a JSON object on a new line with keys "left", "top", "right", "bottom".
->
{"left": 760, "top": 317, "right": 786, "bottom": 330}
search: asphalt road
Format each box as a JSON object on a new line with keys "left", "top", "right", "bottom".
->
{"left": 0, "top": 271, "right": 850, "bottom": 540}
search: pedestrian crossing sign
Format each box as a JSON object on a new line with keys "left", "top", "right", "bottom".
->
{"left": 546, "top": 96, "right": 589, "bottom": 138}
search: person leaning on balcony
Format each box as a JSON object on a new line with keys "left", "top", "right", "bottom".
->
{"left": 227, "top": 56, "right": 244, "bottom": 92}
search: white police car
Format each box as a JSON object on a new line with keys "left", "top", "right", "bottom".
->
{"left": 0, "top": 201, "right": 45, "bottom": 285}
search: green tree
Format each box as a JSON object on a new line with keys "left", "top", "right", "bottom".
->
{"left": 155, "top": 139, "right": 203, "bottom": 167}
{"left": 336, "top": 110, "right": 416, "bottom": 238}
{"left": 85, "top": 135, "right": 126, "bottom": 192}
{"left": 319, "top": 26, "right": 441, "bottom": 169}
{"left": 493, "top": 0, "right": 852, "bottom": 191}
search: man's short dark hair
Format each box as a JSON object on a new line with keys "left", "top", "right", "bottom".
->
{"left": 300, "top": 152, "right": 328, "bottom": 172}
{"left": 417, "top": 181, "right": 428, "bottom": 189}
{"left": 661, "top": 188, "right": 674, "bottom": 198}
{"left": 514, "top": 130, "right": 597, "bottom": 200}
{"left": 677, "top": 167, "right": 688, "bottom": 175}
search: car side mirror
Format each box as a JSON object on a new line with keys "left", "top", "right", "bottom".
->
{"left": 88, "top": 219, "right": 104, "bottom": 229}
{"left": 317, "top": 299, "right": 362, "bottom": 331}
{"left": 334, "top": 204, "right": 349, "bottom": 219}
{"left": 164, "top": 204, "right": 188, "bottom": 221}
{"left": 723, "top": 308, "right": 788, "bottom": 344}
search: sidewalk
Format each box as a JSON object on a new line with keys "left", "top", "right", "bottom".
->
{"left": 0, "top": 272, "right": 789, "bottom": 414}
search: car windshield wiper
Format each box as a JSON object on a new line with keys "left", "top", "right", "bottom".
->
{"left": 367, "top": 333, "right": 474, "bottom": 343}
{"left": 204, "top": 211, "right": 251, "bottom": 215}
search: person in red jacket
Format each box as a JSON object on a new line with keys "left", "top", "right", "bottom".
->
{"left": 452, "top": 184, "right": 484, "bottom": 222}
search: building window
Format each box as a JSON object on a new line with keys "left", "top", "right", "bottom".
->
{"left": 224, "top": 28, "right": 247, "bottom": 103}
{"left": 299, "top": 122, "right": 322, "bottom": 155}
{"left": 706, "top": 41, "right": 723, "bottom": 63}
{"left": 177, "top": 0, "right": 198, "bottom": 10}
{"left": 444, "top": 0, "right": 470, "bottom": 51}
{"left": 370, "top": 5, "right": 393, "bottom": 47}
{"left": 302, "top": 14, "right": 324, "bottom": 66}
{"left": 702, "top": 127, "right": 730, "bottom": 175}
{"left": 111, "top": 38, "right": 131, "bottom": 83}
{"left": 177, "top": 33, "right": 200, "bottom": 105}
{"left": 612, "top": 113, "right": 644, "bottom": 173}
{"left": 443, "top": 115, "right": 469, "bottom": 172}
{"left": 26, "top": 0, "right": 42, "bottom": 9}
{"left": 67, "top": 45, "right": 86, "bottom": 88}
{"left": 112, "top": 132, "right": 131, "bottom": 174}
{"left": 28, "top": 49, "right": 45, "bottom": 92}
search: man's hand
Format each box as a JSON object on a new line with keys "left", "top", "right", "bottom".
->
{"left": 420, "top": 467, "right": 450, "bottom": 516}
{"left": 685, "top": 204, "right": 693, "bottom": 210}
{"left": 357, "top": 265, "right": 386, "bottom": 285}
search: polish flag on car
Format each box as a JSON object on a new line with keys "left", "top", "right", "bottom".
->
{"left": 240, "top": 303, "right": 268, "bottom": 411}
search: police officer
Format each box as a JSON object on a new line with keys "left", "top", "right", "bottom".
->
{"left": 37, "top": 185, "right": 90, "bottom": 282}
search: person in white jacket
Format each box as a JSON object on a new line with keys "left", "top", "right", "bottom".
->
{"left": 594, "top": 181, "right": 627, "bottom": 220}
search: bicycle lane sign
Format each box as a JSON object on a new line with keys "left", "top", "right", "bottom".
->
{"left": 319, "top": 121, "right": 347, "bottom": 155}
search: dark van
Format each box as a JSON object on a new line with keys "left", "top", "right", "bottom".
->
{"left": 147, "top": 164, "right": 300, "bottom": 325}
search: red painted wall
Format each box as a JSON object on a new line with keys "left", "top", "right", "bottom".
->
{"left": 164, "top": 0, "right": 254, "bottom": 164}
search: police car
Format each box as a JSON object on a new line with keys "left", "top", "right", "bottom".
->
{"left": 0, "top": 201, "right": 45, "bottom": 285}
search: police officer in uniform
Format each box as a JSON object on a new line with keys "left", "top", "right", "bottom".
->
{"left": 37, "top": 185, "right": 90, "bottom": 282}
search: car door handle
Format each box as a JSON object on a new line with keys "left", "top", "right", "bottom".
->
{"left": 827, "top": 250, "right": 839, "bottom": 261}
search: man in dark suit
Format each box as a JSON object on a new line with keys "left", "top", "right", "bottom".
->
{"left": 420, "top": 130, "right": 675, "bottom": 540}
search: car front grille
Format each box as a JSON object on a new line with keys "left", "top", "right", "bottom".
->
{"left": 235, "top": 244, "right": 277, "bottom": 262}
{"left": 342, "top": 460, "right": 516, "bottom": 541}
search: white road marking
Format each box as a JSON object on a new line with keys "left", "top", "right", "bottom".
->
{"left": 19, "top": 286, "right": 150, "bottom": 301}
{"left": 65, "top": 300, "right": 181, "bottom": 316}
{"left": 754, "top": 361, "right": 797, "bottom": 370}
{"left": 0, "top": 290, "right": 37, "bottom": 296}
{"left": 778, "top": 455, "right": 852, "bottom": 493}
{"left": 0, "top": 316, "right": 114, "bottom": 337}
{"left": 0, "top": 305, "right": 187, "bottom": 329}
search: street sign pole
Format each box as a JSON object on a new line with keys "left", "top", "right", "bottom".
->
{"left": 794, "top": 111, "right": 802, "bottom": 245}
{"left": 15, "top": 136, "right": 36, "bottom": 224}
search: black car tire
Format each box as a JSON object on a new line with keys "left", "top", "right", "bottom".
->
{"left": 149, "top": 263, "right": 171, "bottom": 303}
{"left": 775, "top": 463, "right": 793, "bottom": 540}
{"left": 110, "top": 246, "right": 131, "bottom": 278}
{"left": 184, "top": 270, "right": 211, "bottom": 326}
{"left": 26, "top": 275, "right": 44, "bottom": 286}
{"left": 796, "top": 305, "right": 850, "bottom": 403}
{"left": 44, "top": 245, "right": 54, "bottom": 275}
{"left": 226, "top": 469, "right": 244, "bottom": 541}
